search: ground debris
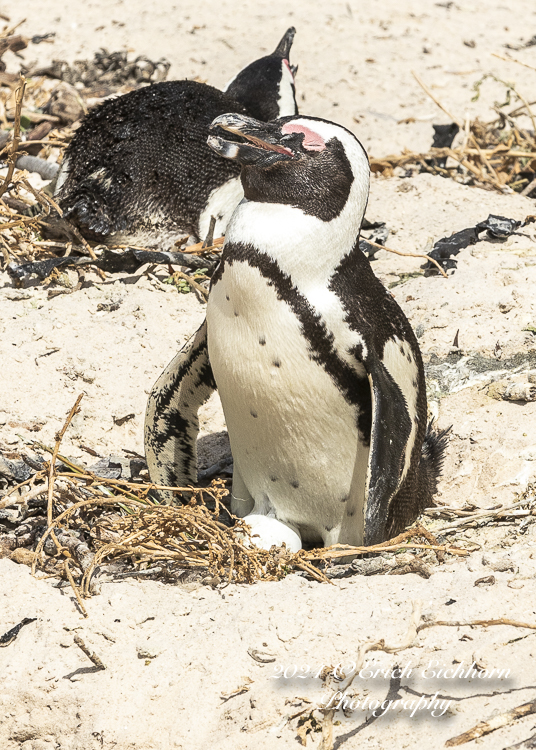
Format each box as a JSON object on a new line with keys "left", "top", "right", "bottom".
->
{"left": 446, "top": 698, "right": 536, "bottom": 746}
{"left": 324, "top": 549, "right": 435, "bottom": 580}
{"left": 424, "top": 214, "right": 533, "bottom": 275}
{"left": 359, "top": 218, "right": 390, "bottom": 258}
{"left": 28, "top": 48, "right": 171, "bottom": 90}
{"left": 487, "top": 378, "right": 536, "bottom": 402}
{"left": 73, "top": 633, "right": 106, "bottom": 669}
{"left": 424, "top": 349, "right": 536, "bottom": 398}
{"left": 0, "top": 617, "right": 36, "bottom": 647}
{"left": 0, "top": 453, "right": 33, "bottom": 484}
{"left": 7, "top": 245, "right": 216, "bottom": 282}
{"left": 371, "top": 73, "right": 536, "bottom": 198}
{"left": 325, "top": 555, "right": 398, "bottom": 578}
{"left": 425, "top": 482, "right": 536, "bottom": 535}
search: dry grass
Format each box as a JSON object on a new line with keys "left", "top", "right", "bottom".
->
{"left": 0, "top": 395, "right": 469, "bottom": 610}
{"left": 371, "top": 71, "right": 536, "bottom": 196}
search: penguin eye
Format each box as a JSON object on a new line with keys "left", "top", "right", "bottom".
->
{"left": 280, "top": 132, "right": 305, "bottom": 151}
{"left": 280, "top": 123, "right": 326, "bottom": 152}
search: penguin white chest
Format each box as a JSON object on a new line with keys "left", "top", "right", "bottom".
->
{"left": 207, "top": 259, "right": 369, "bottom": 544}
{"left": 198, "top": 177, "right": 244, "bottom": 241}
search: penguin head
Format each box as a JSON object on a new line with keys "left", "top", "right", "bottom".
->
{"left": 224, "top": 27, "right": 298, "bottom": 122}
{"left": 207, "top": 113, "right": 369, "bottom": 223}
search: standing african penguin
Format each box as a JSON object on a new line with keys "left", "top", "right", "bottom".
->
{"left": 144, "top": 113, "right": 448, "bottom": 551}
{"left": 55, "top": 28, "right": 298, "bottom": 248}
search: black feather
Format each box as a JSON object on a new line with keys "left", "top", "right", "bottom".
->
{"left": 58, "top": 82, "right": 247, "bottom": 242}
{"left": 420, "top": 421, "right": 451, "bottom": 499}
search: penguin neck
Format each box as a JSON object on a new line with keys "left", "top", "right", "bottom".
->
{"left": 224, "top": 188, "right": 368, "bottom": 290}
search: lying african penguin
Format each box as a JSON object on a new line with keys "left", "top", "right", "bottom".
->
{"left": 54, "top": 28, "right": 298, "bottom": 248}
{"left": 144, "top": 113, "right": 448, "bottom": 551}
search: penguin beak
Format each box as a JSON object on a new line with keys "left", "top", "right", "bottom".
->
{"left": 273, "top": 27, "right": 296, "bottom": 59}
{"left": 208, "top": 113, "right": 295, "bottom": 167}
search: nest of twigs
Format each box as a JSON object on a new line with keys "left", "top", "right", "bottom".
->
{"left": 0, "top": 395, "right": 471, "bottom": 615}
{"left": 371, "top": 71, "right": 536, "bottom": 197}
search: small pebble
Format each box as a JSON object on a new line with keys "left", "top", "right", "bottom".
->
{"left": 481, "top": 553, "right": 515, "bottom": 572}
{"left": 498, "top": 299, "right": 514, "bottom": 313}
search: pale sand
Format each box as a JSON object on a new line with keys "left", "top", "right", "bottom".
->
{"left": 1, "top": 2, "right": 536, "bottom": 748}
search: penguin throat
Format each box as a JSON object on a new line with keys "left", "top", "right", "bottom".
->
{"left": 283, "top": 58, "right": 295, "bottom": 82}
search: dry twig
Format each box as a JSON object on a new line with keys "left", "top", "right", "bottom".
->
{"left": 46, "top": 395, "right": 84, "bottom": 545}
{"left": 31, "top": 395, "right": 84, "bottom": 572}
{"left": 446, "top": 699, "right": 536, "bottom": 747}
{"left": 73, "top": 633, "right": 105, "bottom": 669}
{"left": 64, "top": 559, "right": 88, "bottom": 618}
{"left": 0, "top": 75, "right": 25, "bottom": 200}
{"left": 492, "top": 52, "right": 536, "bottom": 73}
{"left": 412, "top": 71, "right": 462, "bottom": 127}
{"left": 365, "top": 238, "right": 448, "bottom": 278}
{"left": 180, "top": 236, "right": 225, "bottom": 254}
{"left": 418, "top": 618, "right": 536, "bottom": 634}
{"left": 172, "top": 270, "right": 209, "bottom": 299}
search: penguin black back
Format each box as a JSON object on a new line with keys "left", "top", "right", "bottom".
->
{"left": 55, "top": 28, "right": 299, "bottom": 247}
{"left": 57, "top": 82, "right": 248, "bottom": 240}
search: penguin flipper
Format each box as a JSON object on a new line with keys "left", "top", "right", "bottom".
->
{"left": 144, "top": 320, "right": 216, "bottom": 502}
{"left": 362, "top": 353, "right": 414, "bottom": 545}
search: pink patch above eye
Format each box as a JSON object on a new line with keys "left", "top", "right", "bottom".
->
{"left": 281, "top": 123, "right": 326, "bottom": 151}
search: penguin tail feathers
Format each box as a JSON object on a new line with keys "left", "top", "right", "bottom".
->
{"left": 60, "top": 189, "right": 114, "bottom": 238}
{"left": 420, "top": 421, "right": 451, "bottom": 499}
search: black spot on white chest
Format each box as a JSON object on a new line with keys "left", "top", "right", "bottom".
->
{"left": 207, "top": 260, "right": 332, "bottom": 397}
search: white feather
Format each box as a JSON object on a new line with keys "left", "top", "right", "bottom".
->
{"left": 53, "top": 156, "right": 71, "bottom": 195}
{"left": 381, "top": 337, "right": 420, "bottom": 481}
{"left": 277, "top": 60, "right": 297, "bottom": 117}
{"left": 198, "top": 177, "right": 243, "bottom": 241}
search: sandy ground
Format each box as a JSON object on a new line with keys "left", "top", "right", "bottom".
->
{"left": 1, "top": 1, "right": 536, "bottom": 748}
